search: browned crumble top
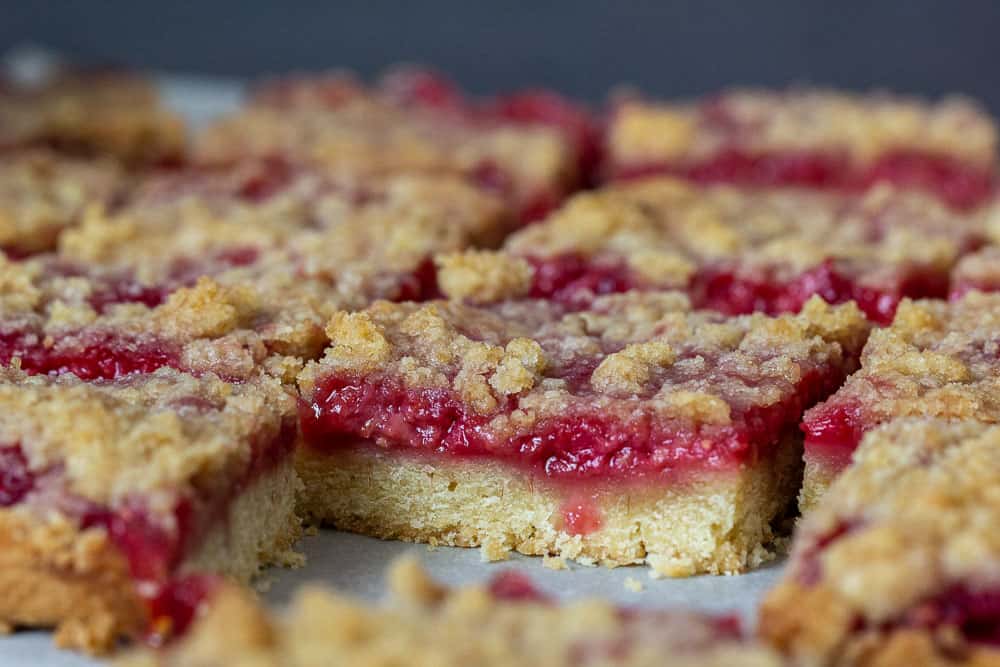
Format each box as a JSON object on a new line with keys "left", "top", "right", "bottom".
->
{"left": 952, "top": 246, "right": 1000, "bottom": 293}
{"left": 806, "top": 292, "right": 1000, "bottom": 429}
{"left": 608, "top": 88, "right": 997, "bottom": 167}
{"left": 194, "top": 79, "right": 578, "bottom": 206}
{"left": 299, "top": 293, "right": 868, "bottom": 430}
{"left": 0, "top": 150, "right": 122, "bottom": 255}
{"left": 438, "top": 178, "right": 985, "bottom": 302}
{"left": 0, "top": 259, "right": 310, "bottom": 380}
{"left": 0, "top": 365, "right": 295, "bottom": 514}
{"left": 762, "top": 418, "right": 1000, "bottom": 663}
{"left": 119, "top": 557, "right": 783, "bottom": 667}
{"left": 0, "top": 71, "right": 186, "bottom": 164}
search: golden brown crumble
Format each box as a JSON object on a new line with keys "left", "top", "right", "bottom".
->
{"left": 608, "top": 89, "right": 997, "bottom": 168}
{"left": 805, "top": 292, "right": 1000, "bottom": 438}
{"left": 299, "top": 293, "right": 868, "bottom": 431}
{"left": 119, "top": 557, "right": 784, "bottom": 667}
{"left": 951, "top": 246, "right": 1000, "bottom": 295}
{"left": 761, "top": 418, "right": 1000, "bottom": 665}
{"left": 0, "top": 365, "right": 295, "bottom": 512}
{"left": 438, "top": 178, "right": 986, "bottom": 304}
{"left": 194, "top": 76, "right": 579, "bottom": 210}
{"left": 0, "top": 150, "right": 122, "bottom": 255}
{"left": 0, "top": 71, "right": 186, "bottom": 164}
{"left": 434, "top": 250, "right": 533, "bottom": 303}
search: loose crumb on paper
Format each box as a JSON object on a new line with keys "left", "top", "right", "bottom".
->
{"left": 624, "top": 576, "right": 644, "bottom": 593}
{"left": 543, "top": 555, "right": 567, "bottom": 571}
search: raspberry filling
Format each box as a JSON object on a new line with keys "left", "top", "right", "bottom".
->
{"left": 526, "top": 254, "right": 948, "bottom": 325}
{"left": 800, "top": 398, "right": 868, "bottom": 472}
{"left": 612, "top": 150, "right": 995, "bottom": 210}
{"left": 901, "top": 586, "right": 1000, "bottom": 647}
{"left": 0, "top": 417, "right": 296, "bottom": 642}
{"left": 300, "top": 361, "right": 843, "bottom": 481}
{"left": 0, "top": 330, "right": 179, "bottom": 380}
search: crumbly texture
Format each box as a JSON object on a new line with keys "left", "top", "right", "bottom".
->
{"left": 443, "top": 178, "right": 984, "bottom": 303}
{"left": 801, "top": 292, "right": 1000, "bottom": 506}
{"left": 194, "top": 74, "right": 580, "bottom": 214}
{"left": 119, "top": 557, "right": 784, "bottom": 667}
{"left": 61, "top": 163, "right": 512, "bottom": 292}
{"left": 299, "top": 292, "right": 868, "bottom": 455}
{"left": 0, "top": 458, "right": 301, "bottom": 654}
{"left": 0, "top": 71, "right": 185, "bottom": 164}
{"left": 296, "top": 436, "right": 801, "bottom": 577}
{"left": 0, "top": 365, "right": 295, "bottom": 509}
{"left": 0, "top": 150, "right": 122, "bottom": 255}
{"left": 951, "top": 246, "right": 1000, "bottom": 298}
{"left": 608, "top": 89, "right": 997, "bottom": 169}
{"left": 761, "top": 418, "right": 1000, "bottom": 666}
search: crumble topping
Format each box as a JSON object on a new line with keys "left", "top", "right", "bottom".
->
{"left": 434, "top": 250, "right": 533, "bottom": 303}
{"left": 194, "top": 72, "right": 582, "bottom": 216}
{"left": 609, "top": 89, "right": 997, "bottom": 168}
{"left": 504, "top": 178, "right": 978, "bottom": 286}
{"left": 119, "top": 557, "right": 782, "bottom": 667}
{"left": 763, "top": 418, "right": 1000, "bottom": 661}
{"left": 951, "top": 246, "right": 1000, "bottom": 298}
{"left": 0, "top": 365, "right": 294, "bottom": 511}
{"left": 803, "top": 292, "right": 1000, "bottom": 450}
{"left": 0, "top": 70, "right": 185, "bottom": 164}
{"left": 0, "top": 150, "right": 122, "bottom": 255}
{"left": 62, "top": 163, "right": 510, "bottom": 291}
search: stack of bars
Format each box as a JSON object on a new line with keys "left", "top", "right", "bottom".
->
{"left": 2, "top": 63, "right": 1000, "bottom": 667}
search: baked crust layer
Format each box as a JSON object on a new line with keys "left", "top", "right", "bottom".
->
{"left": 296, "top": 434, "right": 801, "bottom": 577}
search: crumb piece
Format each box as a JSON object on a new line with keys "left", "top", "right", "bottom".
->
{"left": 624, "top": 576, "right": 644, "bottom": 593}
{"left": 543, "top": 555, "right": 568, "bottom": 571}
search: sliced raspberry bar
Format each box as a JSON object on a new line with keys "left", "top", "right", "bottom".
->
{"left": 120, "top": 557, "right": 784, "bottom": 667}
{"left": 195, "top": 68, "right": 597, "bottom": 224}
{"left": 438, "top": 178, "right": 986, "bottom": 324}
{"left": 800, "top": 292, "right": 1000, "bottom": 511}
{"left": 60, "top": 159, "right": 511, "bottom": 310}
{"left": 296, "top": 293, "right": 868, "bottom": 577}
{"left": 606, "top": 89, "right": 997, "bottom": 209}
{"left": 0, "top": 366, "right": 300, "bottom": 652}
{"left": 0, "top": 70, "right": 185, "bottom": 165}
{"left": 761, "top": 418, "right": 1000, "bottom": 666}
{"left": 0, "top": 150, "right": 122, "bottom": 256}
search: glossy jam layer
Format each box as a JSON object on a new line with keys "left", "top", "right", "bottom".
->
{"left": 612, "top": 150, "right": 995, "bottom": 210}
{"left": 526, "top": 254, "right": 947, "bottom": 325}
{"left": 801, "top": 398, "right": 867, "bottom": 471}
{"left": 904, "top": 586, "right": 1000, "bottom": 646}
{"left": 300, "top": 363, "right": 841, "bottom": 480}
{"left": 0, "top": 330, "right": 179, "bottom": 380}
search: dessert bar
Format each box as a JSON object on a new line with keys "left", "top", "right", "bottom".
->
{"left": 0, "top": 366, "right": 300, "bottom": 652}
{"left": 296, "top": 292, "right": 868, "bottom": 576}
{"left": 606, "top": 89, "right": 997, "bottom": 209}
{"left": 761, "top": 418, "right": 1000, "bottom": 666}
{"left": 438, "top": 177, "right": 986, "bottom": 324}
{"left": 120, "top": 557, "right": 784, "bottom": 667}
{"left": 799, "top": 291, "right": 1000, "bottom": 511}
{"left": 0, "top": 69, "right": 185, "bottom": 165}
{"left": 195, "top": 68, "right": 597, "bottom": 224}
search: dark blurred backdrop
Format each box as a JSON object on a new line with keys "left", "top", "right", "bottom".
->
{"left": 3, "top": 1, "right": 1000, "bottom": 110}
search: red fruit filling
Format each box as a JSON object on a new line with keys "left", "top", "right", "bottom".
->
{"left": 612, "top": 150, "right": 995, "bottom": 210}
{"left": 0, "top": 445, "right": 33, "bottom": 506}
{"left": 144, "top": 574, "right": 220, "bottom": 646}
{"left": 488, "top": 570, "right": 548, "bottom": 603}
{"left": 300, "top": 361, "right": 844, "bottom": 480}
{"left": 526, "top": 254, "right": 948, "bottom": 325}
{"left": 801, "top": 399, "right": 868, "bottom": 472}
{"left": 0, "top": 330, "right": 179, "bottom": 380}
{"left": 902, "top": 586, "right": 1000, "bottom": 646}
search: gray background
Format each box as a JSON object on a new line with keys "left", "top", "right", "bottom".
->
{"left": 3, "top": 1, "right": 1000, "bottom": 109}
